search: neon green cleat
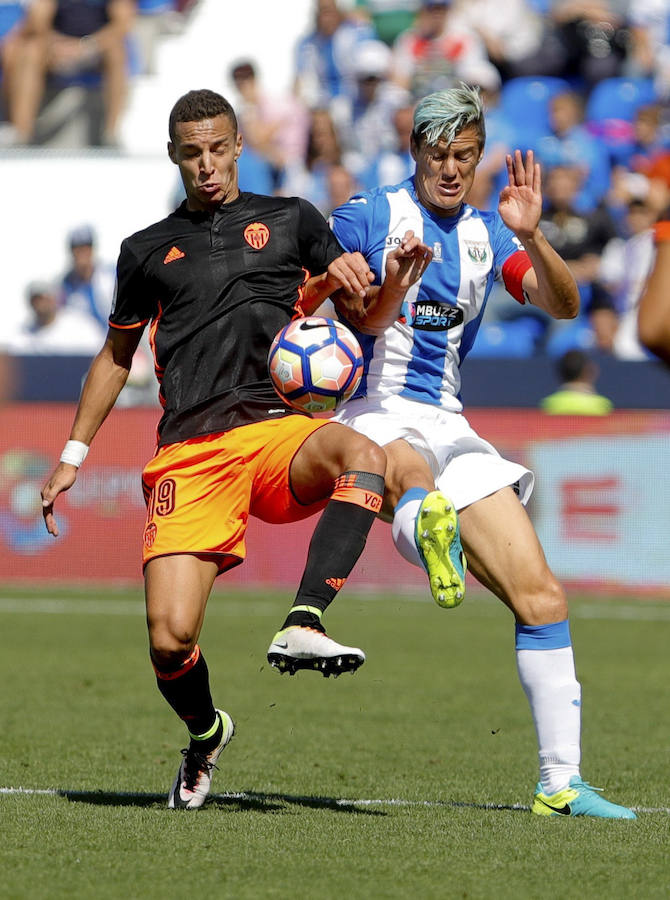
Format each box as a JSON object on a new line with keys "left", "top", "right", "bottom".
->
{"left": 532, "top": 777, "right": 637, "bottom": 819}
{"left": 415, "top": 490, "right": 466, "bottom": 608}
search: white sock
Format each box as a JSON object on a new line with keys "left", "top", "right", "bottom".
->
{"left": 391, "top": 488, "right": 427, "bottom": 569}
{"left": 516, "top": 622, "right": 582, "bottom": 795}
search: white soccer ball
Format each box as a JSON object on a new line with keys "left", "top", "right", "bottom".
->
{"left": 268, "top": 316, "right": 364, "bottom": 414}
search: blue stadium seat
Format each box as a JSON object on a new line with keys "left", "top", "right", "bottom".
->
{"left": 468, "top": 318, "right": 544, "bottom": 358}
{"left": 499, "top": 76, "right": 572, "bottom": 147}
{"left": 545, "top": 318, "right": 596, "bottom": 357}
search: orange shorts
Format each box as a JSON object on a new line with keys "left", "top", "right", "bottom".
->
{"left": 141, "top": 416, "right": 330, "bottom": 572}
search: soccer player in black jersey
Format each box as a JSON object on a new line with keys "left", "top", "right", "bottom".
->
{"left": 40, "top": 88, "right": 432, "bottom": 810}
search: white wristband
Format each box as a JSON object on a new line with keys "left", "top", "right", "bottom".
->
{"left": 60, "top": 440, "right": 89, "bottom": 468}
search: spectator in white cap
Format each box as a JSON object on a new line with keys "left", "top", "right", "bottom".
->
{"left": 4, "top": 279, "right": 104, "bottom": 355}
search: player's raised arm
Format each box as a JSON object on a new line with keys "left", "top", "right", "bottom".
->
{"left": 499, "top": 149, "right": 579, "bottom": 320}
{"left": 41, "top": 326, "right": 142, "bottom": 536}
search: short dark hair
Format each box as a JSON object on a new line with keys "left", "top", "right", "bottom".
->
{"left": 557, "top": 349, "right": 591, "bottom": 383}
{"left": 168, "top": 89, "right": 237, "bottom": 142}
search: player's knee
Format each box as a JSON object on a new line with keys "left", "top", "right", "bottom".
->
{"left": 345, "top": 432, "right": 386, "bottom": 476}
{"left": 521, "top": 576, "right": 568, "bottom": 625}
{"left": 149, "top": 626, "right": 197, "bottom": 669}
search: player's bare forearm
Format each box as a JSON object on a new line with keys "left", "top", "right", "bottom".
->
{"left": 638, "top": 231, "right": 670, "bottom": 365}
{"left": 41, "top": 330, "right": 136, "bottom": 536}
{"left": 521, "top": 229, "right": 580, "bottom": 319}
{"left": 68, "top": 342, "right": 131, "bottom": 444}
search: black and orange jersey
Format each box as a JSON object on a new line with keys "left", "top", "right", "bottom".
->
{"left": 109, "top": 192, "right": 343, "bottom": 445}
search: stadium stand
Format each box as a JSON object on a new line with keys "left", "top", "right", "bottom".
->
{"left": 2, "top": 0, "right": 670, "bottom": 390}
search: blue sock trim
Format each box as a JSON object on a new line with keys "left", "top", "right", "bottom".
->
{"left": 515, "top": 620, "right": 572, "bottom": 650}
{"left": 395, "top": 487, "right": 428, "bottom": 512}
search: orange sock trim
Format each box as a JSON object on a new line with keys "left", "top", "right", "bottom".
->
{"left": 331, "top": 473, "right": 383, "bottom": 514}
{"left": 153, "top": 644, "right": 201, "bottom": 680}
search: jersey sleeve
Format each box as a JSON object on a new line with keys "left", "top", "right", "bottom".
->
{"left": 296, "top": 198, "right": 345, "bottom": 274}
{"left": 108, "top": 238, "right": 157, "bottom": 329}
{"left": 329, "top": 194, "right": 371, "bottom": 255}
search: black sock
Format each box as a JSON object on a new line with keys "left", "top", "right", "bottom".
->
{"left": 152, "top": 645, "right": 218, "bottom": 740}
{"left": 281, "top": 470, "right": 384, "bottom": 630}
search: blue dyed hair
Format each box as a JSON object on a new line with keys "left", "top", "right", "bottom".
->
{"left": 412, "top": 84, "right": 486, "bottom": 149}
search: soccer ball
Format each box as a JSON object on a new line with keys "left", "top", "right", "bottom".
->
{"left": 268, "top": 316, "right": 364, "bottom": 414}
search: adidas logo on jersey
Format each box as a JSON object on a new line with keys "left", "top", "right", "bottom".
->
{"left": 163, "top": 246, "right": 185, "bottom": 264}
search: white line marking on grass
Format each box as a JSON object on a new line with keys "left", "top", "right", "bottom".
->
{"left": 0, "top": 598, "right": 278, "bottom": 617}
{"left": 2, "top": 595, "right": 670, "bottom": 622}
{"left": 0, "top": 787, "right": 667, "bottom": 814}
{"left": 576, "top": 603, "right": 670, "bottom": 622}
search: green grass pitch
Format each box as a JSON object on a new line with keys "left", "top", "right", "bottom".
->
{"left": 1, "top": 585, "right": 668, "bottom": 899}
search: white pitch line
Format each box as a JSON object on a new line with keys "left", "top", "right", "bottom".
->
{"left": 0, "top": 787, "right": 667, "bottom": 814}
{"left": 2, "top": 596, "right": 670, "bottom": 622}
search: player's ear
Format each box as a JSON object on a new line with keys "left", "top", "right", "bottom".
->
{"left": 234, "top": 132, "right": 243, "bottom": 161}
{"left": 167, "top": 141, "right": 177, "bottom": 164}
{"left": 409, "top": 133, "right": 419, "bottom": 162}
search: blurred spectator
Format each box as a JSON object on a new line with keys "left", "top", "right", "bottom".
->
{"left": 0, "top": 1, "right": 29, "bottom": 143}
{"left": 537, "top": 89, "right": 612, "bottom": 212}
{"left": 133, "top": 0, "right": 183, "bottom": 75}
{"left": 389, "top": 0, "right": 497, "bottom": 98}
{"left": 541, "top": 349, "right": 614, "bottom": 414}
{"left": 230, "top": 58, "right": 309, "bottom": 189}
{"left": 599, "top": 195, "right": 658, "bottom": 357}
{"left": 330, "top": 38, "right": 406, "bottom": 177}
{"left": 548, "top": 0, "right": 630, "bottom": 88}
{"left": 4, "top": 279, "right": 104, "bottom": 354}
{"left": 294, "top": 0, "right": 375, "bottom": 108}
{"left": 350, "top": 0, "right": 419, "bottom": 46}
{"left": 539, "top": 161, "right": 620, "bottom": 353}
{"left": 359, "top": 91, "right": 415, "bottom": 189}
{"left": 61, "top": 223, "right": 116, "bottom": 330}
{"left": 453, "top": 0, "right": 545, "bottom": 83}
{"left": 628, "top": 0, "right": 670, "bottom": 95}
{"left": 325, "top": 162, "right": 359, "bottom": 211}
{"left": 277, "top": 107, "right": 346, "bottom": 215}
{"left": 3, "top": 0, "right": 136, "bottom": 146}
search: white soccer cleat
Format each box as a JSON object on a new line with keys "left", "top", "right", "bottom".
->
{"left": 267, "top": 626, "right": 366, "bottom": 677}
{"left": 167, "top": 709, "right": 235, "bottom": 810}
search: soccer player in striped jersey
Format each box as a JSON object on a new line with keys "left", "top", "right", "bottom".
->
{"left": 327, "top": 85, "right": 636, "bottom": 818}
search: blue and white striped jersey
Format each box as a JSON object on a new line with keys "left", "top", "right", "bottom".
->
{"left": 330, "top": 178, "right": 523, "bottom": 412}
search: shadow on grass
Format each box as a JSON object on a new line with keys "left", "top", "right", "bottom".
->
{"left": 59, "top": 789, "right": 529, "bottom": 815}
{"left": 59, "top": 789, "right": 385, "bottom": 815}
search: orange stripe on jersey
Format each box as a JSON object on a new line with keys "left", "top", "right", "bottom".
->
{"left": 330, "top": 483, "right": 383, "bottom": 514}
{"left": 153, "top": 644, "right": 201, "bottom": 680}
{"left": 109, "top": 319, "right": 150, "bottom": 330}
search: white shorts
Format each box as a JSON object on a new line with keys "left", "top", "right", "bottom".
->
{"left": 335, "top": 395, "right": 534, "bottom": 511}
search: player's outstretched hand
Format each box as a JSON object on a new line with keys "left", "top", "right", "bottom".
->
{"left": 384, "top": 230, "right": 433, "bottom": 292}
{"left": 41, "top": 463, "right": 78, "bottom": 537}
{"left": 498, "top": 149, "right": 542, "bottom": 238}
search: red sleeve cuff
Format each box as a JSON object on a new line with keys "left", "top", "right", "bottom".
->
{"left": 502, "top": 251, "right": 533, "bottom": 304}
